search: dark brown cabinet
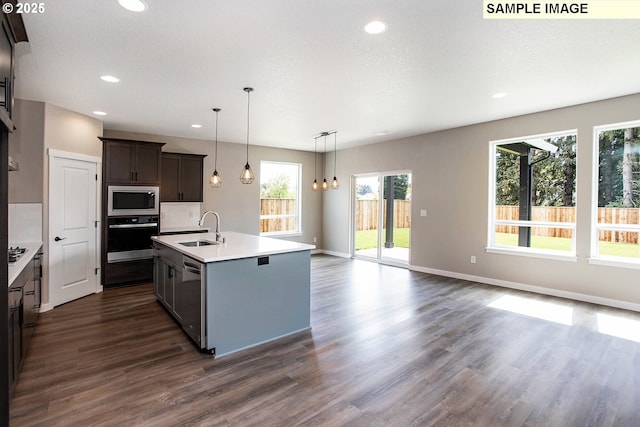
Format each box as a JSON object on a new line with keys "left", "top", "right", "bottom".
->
{"left": 2, "top": 11, "right": 27, "bottom": 421}
{"left": 101, "top": 138, "right": 165, "bottom": 185}
{"left": 8, "top": 251, "right": 42, "bottom": 396}
{"left": 161, "top": 152, "right": 206, "bottom": 202}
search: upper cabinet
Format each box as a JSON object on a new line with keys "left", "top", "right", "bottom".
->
{"left": 101, "top": 138, "right": 165, "bottom": 185}
{"left": 161, "top": 152, "right": 206, "bottom": 202}
{"left": 0, "top": 12, "right": 28, "bottom": 131}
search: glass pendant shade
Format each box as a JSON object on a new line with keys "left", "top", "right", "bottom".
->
{"left": 240, "top": 162, "right": 254, "bottom": 184}
{"left": 210, "top": 170, "right": 222, "bottom": 187}
{"left": 321, "top": 178, "right": 329, "bottom": 191}
{"left": 312, "top": 179, "right": 318, "bottom": 191}
{"left": 331, "top": 176, "right": 339, "bottom": 189}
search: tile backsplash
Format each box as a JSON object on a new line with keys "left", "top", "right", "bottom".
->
{"left": 9, "top": 203, "right": 43, "bottom": 243}
{"left": 160, "top": 202, "right": 201, "bottom": 232}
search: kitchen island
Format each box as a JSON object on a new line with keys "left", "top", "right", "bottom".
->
{"left": 151, "top": 231, "right": 314, "bottom": 357}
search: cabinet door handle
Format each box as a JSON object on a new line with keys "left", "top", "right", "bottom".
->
{"left": 131, "top": 171, "right": 134, "bottom": 181}
{"left": 135, "top": 171, "right": 138, "bottom": 181}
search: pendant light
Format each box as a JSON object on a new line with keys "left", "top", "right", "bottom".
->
{"left": 321, "top": 132, "right": 329, "bottom": 191}
{"left": 312, "top": 136, "right": 319, "bottom": 191}
{"left": 331, "top": 131, "right": 340, "bottom": 189}
{"left": 210, "top": 108, "right": 222, "bottom": 188}
{"left": 239, "top": 87, "right": 255, "bottom": 184}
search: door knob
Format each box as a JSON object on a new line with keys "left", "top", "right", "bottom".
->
{"left": 54, "top": 236, "right": 66, "bottom": 241}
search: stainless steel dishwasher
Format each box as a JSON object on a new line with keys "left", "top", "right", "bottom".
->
{"left": 179, "top": 256, "right": 205, "bottom": 348}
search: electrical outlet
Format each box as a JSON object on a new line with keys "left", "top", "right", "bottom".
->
{"left": 470, "top": 256, "right": 476, "bottom": 264}
{"left": 313, "top": 237, "right": 317, "bottom": 243}
{"left": 420, "top": 209, "right": 427, "bottom": 217}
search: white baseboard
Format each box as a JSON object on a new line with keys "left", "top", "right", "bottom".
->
{"left": 317, "top": 249, "right": 352, "bottom": 258}
{"left": 311, "top": 249, "right": 323, "bottom": 255}
{"left": 410, "top": 265, "right": 640, "bottom": 313}
{"left": 39, "top": 302, "right": 53, "bottom": 313}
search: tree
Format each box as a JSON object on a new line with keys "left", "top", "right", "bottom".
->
{"left": 597, "top": 126, "right": 640, "bottom": 207}
{"left": 495, "top": 150, "right": 520, "bottom": 206}
{"left": 356, "top": 184, "right": 373, "bottom": 196}
{"left": 622, "top": 127, "right": 636, "bottom": 207}
{"left": 496, "top": 135, "right": 576, "bottom": 207}
{"left": 260, "top": 174, "right": 294, "bottom": 199}
{"left": 383, "top": 174, "right": 410, "bottom": 200}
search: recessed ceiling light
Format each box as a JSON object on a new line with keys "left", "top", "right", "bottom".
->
{"left": 191, "top": 124, "right": 202, "bottom": 128}
{"left": 492, "top": 92, "right": 508, "bottom": 99}
{"left": 93, "top": 111, "right": 107, "bottom": 116}
{"left": 100, "top": 75, "right": 120, "bottom": 83}
{"left": 364, "top": 21, "right": 387, "bottom": 34}
{"left": 117, "top": 0, "right": 147, "bottom": 12}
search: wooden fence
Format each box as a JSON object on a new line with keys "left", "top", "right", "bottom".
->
{"left": 354, "top": 200, "right": 411, "bottom": 231}
{"left": 496, "top": 206, "right": 639, "bottom": 243}
{"left": 260, "top": 200, "right": 639, "bottom": 243}
{"left": 260, "top": 199, "right": 297, "bottom": 233}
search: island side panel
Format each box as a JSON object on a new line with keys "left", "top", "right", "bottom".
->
{"left": 205, "top": 250, "right": 311, "bottom": 356}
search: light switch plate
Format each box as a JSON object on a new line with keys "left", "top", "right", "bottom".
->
{"left": 420, "top": 209, "right": 427, "bottom": 217}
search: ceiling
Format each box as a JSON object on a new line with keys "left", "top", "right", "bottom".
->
{"left": 14, "top": 0, "right": 640, "bottom": 152}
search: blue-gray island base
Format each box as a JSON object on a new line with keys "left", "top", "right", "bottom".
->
{"left": 151, "top": 232, "right": 314, "bottom": 357}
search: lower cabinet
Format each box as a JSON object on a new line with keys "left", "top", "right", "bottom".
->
{"left": 153, "top": 243, "right": 183, "bottom": 320}
{"left": 153, "top": 243, "right": 203, "bottom": 347}
{"left": 8, "top": 285, "right": 22, "bottom": 396}
{"left": 8, "top": 251, "right": 42, "bottom": 396}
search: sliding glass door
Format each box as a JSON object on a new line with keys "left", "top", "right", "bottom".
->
{"left": 353, "top": 172, "right": 411, "bottom": 265}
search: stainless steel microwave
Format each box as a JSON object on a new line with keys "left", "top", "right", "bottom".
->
{"left": 107, "top": 185, "right": 159, "bottom": 216}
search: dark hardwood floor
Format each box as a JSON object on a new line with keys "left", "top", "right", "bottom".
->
{"left": 10, "top": 255, "right": 640, "bottom": 426}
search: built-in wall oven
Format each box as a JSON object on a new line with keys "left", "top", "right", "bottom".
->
{"left": 107, "top": 216, "right": 159, "bottom": 263}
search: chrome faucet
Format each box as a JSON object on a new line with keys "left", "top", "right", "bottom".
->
{"left": 198, "top": 210, "right": 225, "bottom": 243}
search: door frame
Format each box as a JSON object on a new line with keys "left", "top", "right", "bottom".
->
{"left": 351, "top": 169, "right": 412, "bottom": 268}
{"left": 45, "top": 149, "right": 102, "bottom": 310}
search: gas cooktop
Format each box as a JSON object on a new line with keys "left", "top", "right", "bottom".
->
{"left": 8, "top": 246, "right": 27, "bottom": 263}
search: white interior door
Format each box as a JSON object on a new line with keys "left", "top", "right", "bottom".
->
{"left": 50, "top": 155, "right": 98, "bottom": 307}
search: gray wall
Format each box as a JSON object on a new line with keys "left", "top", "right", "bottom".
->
{"left": 103, "top": 130, "right": 323, "bottom": 247}
{"left": 8, "top": 99, "right": 45, "bottom": 203}
{"left": 323, "top": 93, "right": 640, "bottom": 307}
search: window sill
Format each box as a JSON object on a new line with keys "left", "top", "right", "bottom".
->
{"left": 588, "top": 257, "right": 640, "bottom": 270}
{"left": 260, "top": 232, "right": 303, "bottom": 238}
{"left": 485, "top": 246, "right": 577, "bottom": 262}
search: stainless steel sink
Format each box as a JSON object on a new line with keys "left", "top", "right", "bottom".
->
{"left": 179, "top": 240, "right": 218, "bottom": 247}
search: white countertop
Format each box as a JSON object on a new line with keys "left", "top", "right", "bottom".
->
{"left": 8, "top": 241, "right": 43, "bottom": 287}
{"left": 152, "top": 231, "right": 315, "bottom": 263}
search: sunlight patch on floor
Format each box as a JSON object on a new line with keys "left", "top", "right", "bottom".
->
{"left": 597, "top": 313, "right": 640, "bottom": 343}
{"left": 488, "top": 294, "right": 574, "bottom": 325}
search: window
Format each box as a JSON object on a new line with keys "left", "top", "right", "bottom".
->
{"left": 592, "top": 121, "right": 640, "bottom": 266}
{"left": 259, "top": 161, "right": 302, "bottom": 235}
{"left": 488, "top": 131, "right": 577, "bottom": 259}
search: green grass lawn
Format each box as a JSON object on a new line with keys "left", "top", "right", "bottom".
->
{"left": 355, "top": 229, "right": 639, "bottom": 258}
{"left": 355, "top": 228, "right": 410, "bottom": 250}
{"left": 495, "top": 232, "right": 640, "bottom": 258}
